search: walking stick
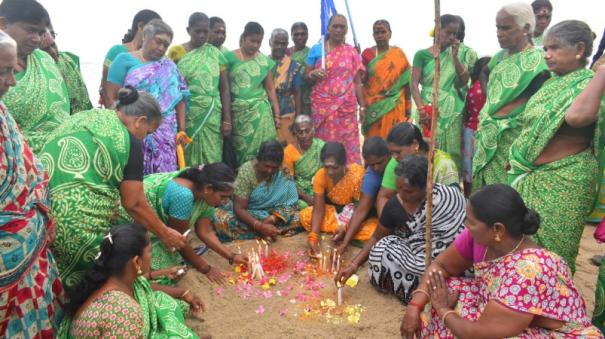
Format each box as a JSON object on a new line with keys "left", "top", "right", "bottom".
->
{"left": 425, "top": 0, "right": 441, "bottom": 269}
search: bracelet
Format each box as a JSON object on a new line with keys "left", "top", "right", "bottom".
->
{"left": 228, "top": 253, "right": 235, "bottom": 265}
{"left": 201, "top": 265, "right": 212, "bottom": 274}
{"left": 441, "top": 310, "right": 457, "bottom": 323}
{"left": 307, "top": 231, "right": 320, "bottom": 241}
{"left": 411, "top": 289, "right": 430, "bottom": 299}
{"left": 222, "top": 121, "right": 232, "bottom": 125}
{"left": 181, "top": 289, "right": 191, "bottom": 298}
{"left": 407, "top": 301, "right": 424, "bottom": 312}
{"left": 359, "top": 107, "right": 367, "bottom": 111}
{"left": 252, "top": 220, "right": 261, "bottom": 231}
{"left": 147, "top": 271, "right": 153, "bottom": 280}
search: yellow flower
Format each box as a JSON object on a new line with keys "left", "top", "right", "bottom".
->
{"left": 262, "top": 283, "right": 270, "bottom": 290}
{"left": 346, "top": 274, "right": 359, "bottom": 288}
{"left": 234, "top": 266, "right": 241, "bottom": 273}
{"left": 268, "top": 278, "right": 277, "bottom": 286}
{"left": 515, "top": 260, "right": 541, "bottom": 280}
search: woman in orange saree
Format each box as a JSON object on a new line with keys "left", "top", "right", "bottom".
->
{"left": 361, "top": 20, "right": 411, "bottom": 138}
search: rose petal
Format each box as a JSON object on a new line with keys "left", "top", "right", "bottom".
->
{"left": 255, "top": 305, "right": 265, "bottom": 314}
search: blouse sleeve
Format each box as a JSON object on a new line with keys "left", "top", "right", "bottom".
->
{"left": 312, "top": 168, "right": 327, "bottom": 194}
{"left": 306, "top": 43, "right": 323, "bottom": 67}
{"left": 107, "top": 53, "right": 134, "bottom": 86}
{"left": 412, "top": 49, "right": 430, "bottom": 69}
{"left": 380, "top": 158, "right": 398, "bottom": 190}
{"left": 234, "top": 162, "right": 256, "bottom": 199}
{"left": 162, "top": 181, "right": 194, "bottom": 220}
{"left": 453, "top": 228, "right": 475, "bottom": 262}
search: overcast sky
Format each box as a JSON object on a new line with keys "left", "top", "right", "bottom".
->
{"left": 38, "top": 0, "right": 604, "bottom": 102}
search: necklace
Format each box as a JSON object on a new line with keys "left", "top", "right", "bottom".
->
{"left": 483, "top": 235, "right": 525, "bottom": 261}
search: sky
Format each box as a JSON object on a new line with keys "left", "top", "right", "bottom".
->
{"left": 38, "top": 0, "right": 604, "bottom": 103}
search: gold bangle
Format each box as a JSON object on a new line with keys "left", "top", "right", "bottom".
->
{"left": 441, "top": 310, "right": 457, "bottom": 323}
{"left": 181, "top": 289, "right": 191, "bottom": 298}
{"left": 411, "top": 289, "right": 430, "bottom": 299}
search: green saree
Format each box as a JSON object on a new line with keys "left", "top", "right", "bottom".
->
{"left": 290, "top": 46, "right": 311, "bottom": 115}
{"left": 472, "top": 47, "right": 548, "bottom": 189}
{"left": 4, "top": 49, "right": 70, "bottom": 153}
{"left": 178, "top": 44, "right": 227, "bottom": 165}
{"left": 40, "top": 109, "right": 131, "bottom": 292}
{"left": 117, "top": 171, "right": 215, "bottom": 281}
{"left": 415, "top": 46, "right": 476, "bottom": 170}
{"left": 58, "top": 277, "right": 197, "bottom": 338}
{"left": 509, "top": 69, "right": 603, "bottom": 273}
{"left": 294, "top": 139, "right": 325, "bottom": 197}
{"left": 225, "top": 51, "right": 277, "bottom": 164}
{"left": 57, "top": 51, "right": 93, "bottom": 114}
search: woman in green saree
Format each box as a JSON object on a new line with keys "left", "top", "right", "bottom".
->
{"left": 214, "top": 140, "right": 300, "bottom": 242}
{"left": 283, "top": 115, "right": 325, "bottom": 207}
{"left": 40, "top": 26, "right": 93, "bottom": 114}
{"left": 117, "top": 163, "right": 248, "bottom": 285}
{"left": 40, "top": 87, "right": 187, "bottom": 293}
{"left": 59, "top": 224, "right": 202, "bottom": 338}
{"left": 0, "top": 0, "right": 70, "bottom": 154}
{"left": 412, "top": 14, "right": 476, "bottom": 171}
{"left": 288, "top": 22, "right": 311, "bottom": 116}
{"left": 473, "top": 3, "right": 550, "bottom": 189}
{"left": 225, "top": 22, "right": 280, "bottom": 164}
{"left": 178, "top": 14, "right": 232, "bottom": 166}
{"left": 509, "top": 21, "right": 603, "bottom": 273}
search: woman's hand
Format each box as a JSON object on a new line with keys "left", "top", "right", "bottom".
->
{"left": 233, "top": 253, "right": 249, "bottom": 266}
{"left": 258, "top": 223, "right": 281, "bottom": 238}
{"left": 183, "top": 292, "right": 205, "bottom": 315}
{"left": 452, "top": 39, "right": 460, "bottom": 57}
{"left": 334, "top": 262, "right": 358, "bottom": 285}
{"left": 358, "top": 107, "right": 366, "bottom": 124}
{"left": 427, "top": 269, "right": 459, "bottom": 314}
{"left": 160, "top": 227, "right": 187, "bottom": 251}
{"left": 204, "top": 265, "right": 227, "bottom": 285}
{"left": 176, "top": 131, "right": 191, "bottom": 148}
{"left": 401, "top": 307, "right": 422, "bottom": 339}
{"left": 274, "top": 116, "right": 281, "bottom": 129}
{"left": 221, "top": 121, "right": 232, "bottom": 137}
{"left": 307, "top": 239, "right": 320, "bottom": 257}
{"left": 310, "top": 69, "right": 327, "bottom": 81}
{"left": 154, "top": 266, "right": 188, "bottom": 280}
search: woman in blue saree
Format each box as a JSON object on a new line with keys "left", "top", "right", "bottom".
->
{"left": 107, "top": 19, "right": 189, "bottom": 174}
{"left": 214, "top": 140, "right": 300, "bottom": 242}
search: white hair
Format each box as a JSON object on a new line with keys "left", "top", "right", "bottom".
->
{"left": 500, "top": 2, "right": 536, "bottom": 34}
{"left": 270, "top": 28, "right": 288, "bottom": 44}
{"left": 0, "top": 30, "right": 16, "bottom": 50}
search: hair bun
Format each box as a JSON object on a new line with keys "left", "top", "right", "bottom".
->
{"left": 521, "top": 208, "right": 540, "bottom": 235}
{"left": 117, "top": 86, "right": 139, "bottom": 106}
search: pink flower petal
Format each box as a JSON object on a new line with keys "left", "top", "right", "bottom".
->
{"left": 215, "top": 287, "right": 224, "bottom": 297}
{"left": 255, "top": 305, "right": 265, "bottom": 314}
{"left": 263, "top": 290, "right": 273, "bottom": 298}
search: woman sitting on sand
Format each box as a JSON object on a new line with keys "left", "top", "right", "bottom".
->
{"left": 400, "top": 184, "right": 601, "bottom": 338}
{"left": 336, "top": 155, "right": 465, "bottom": 304}
{"left": 283, "top": 115, "right": 325, "bottom": 207}
{"left": 59, "top": 224, "right": 202, "bottom": 338}
{"left": 213, "top": 140, "right": 300, "bottom": 242}
{"left": 301, "top": 142, "right": 378, "bottom": 256}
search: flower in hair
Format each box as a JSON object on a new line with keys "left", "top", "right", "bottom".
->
{"left": 104, "top": 232, "right": 113, "bottom": 244}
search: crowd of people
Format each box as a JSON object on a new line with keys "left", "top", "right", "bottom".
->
{"left": 2, "top": 0, "right": 605, "bottom": 337}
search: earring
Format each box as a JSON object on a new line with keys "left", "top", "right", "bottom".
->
{"left": 494, "top": 234, "right": 501, "bottom": 242}
{"left": 136, "top": 266, "right": 143, "bottom": 275}
{"left": 575, "top": 54, "right": 581, "bottom": 60}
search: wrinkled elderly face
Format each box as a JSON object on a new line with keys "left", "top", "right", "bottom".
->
{"left": 496, "top": 10, "right": 528, "bottom": 50}
{"left": 543, "top": 34, "right": 584, "bottom": 76}
{"left": 270, "top": 33, "right": 288, "bottom": 59}
{"left": 142, "top": 33, "right": 171, "bottom": 61}
{"left": 0, "top": 44, "right": 17, "bottom": 98}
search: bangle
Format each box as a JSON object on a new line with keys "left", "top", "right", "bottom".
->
{"left": 441, "top": 310, "right": 457, "bottom": 323}
{"left": 228, "top": 253, "right": 235, "bottom": 265}
{"left": 180, "top": 289, "right": 191, "bottom": 298}
{"left": 411, "top": 289, "right": 430, "bottom": 299}
{"left": 359, "top": 107, "right": 367, "bottom": 111}
{"left": 201, "top": 265, "right": 212, "bottom": 274}
{"left": 147, "top": 271, "right": 153, "bottom": 280}
{"left": 222, "top": 121, "right": 232, "bottom": 125}
{"left": 252, "top": 220, "right": 261, "bottom": 231}
{"left": 407, "top": 300, "right": 424, "bottom": 312}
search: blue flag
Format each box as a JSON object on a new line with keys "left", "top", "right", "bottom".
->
{"left": 320, "top": 0, "right": 337, "bottom": 36}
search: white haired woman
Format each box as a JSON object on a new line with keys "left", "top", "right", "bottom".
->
{"left": 473, "top": 2, "right": 550, "bottom": 189}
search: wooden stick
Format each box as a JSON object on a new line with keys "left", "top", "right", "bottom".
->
{"left": 425, "top": 0, "right": 441, "bottom": 269}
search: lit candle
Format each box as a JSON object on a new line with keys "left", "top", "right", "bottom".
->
{"left": 336, "top": 254, "right": 341, "bottom": 273}
{"left": 318, "top": 253, "right": 323, "bottom": 272}
{"left": 262, "top": 239, "right": 269, "bottom": 257}
{"left": 256, "top": 239, "right": 261, "bottom": 257}
{"left": 337, "top": 283, "right": 343, "bottom": 306}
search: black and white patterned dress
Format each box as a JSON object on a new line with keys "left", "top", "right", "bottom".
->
{"left": 368, "top": 184, "right": 466, "bottom": 304}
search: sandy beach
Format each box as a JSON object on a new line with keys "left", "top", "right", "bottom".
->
{"left": 178, "top": 226, "right": 602, "bottom": 338}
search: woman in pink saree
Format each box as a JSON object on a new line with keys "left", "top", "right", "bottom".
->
{"left": 401, "top": 184, "right": 602, "bottom": 338}
{"left": 304, "top": 14, "right": 366, "bottom": 164}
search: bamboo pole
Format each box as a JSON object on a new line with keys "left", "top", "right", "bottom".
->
{"left": 425, "top": 0, "right": 441, "bottom": 269}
